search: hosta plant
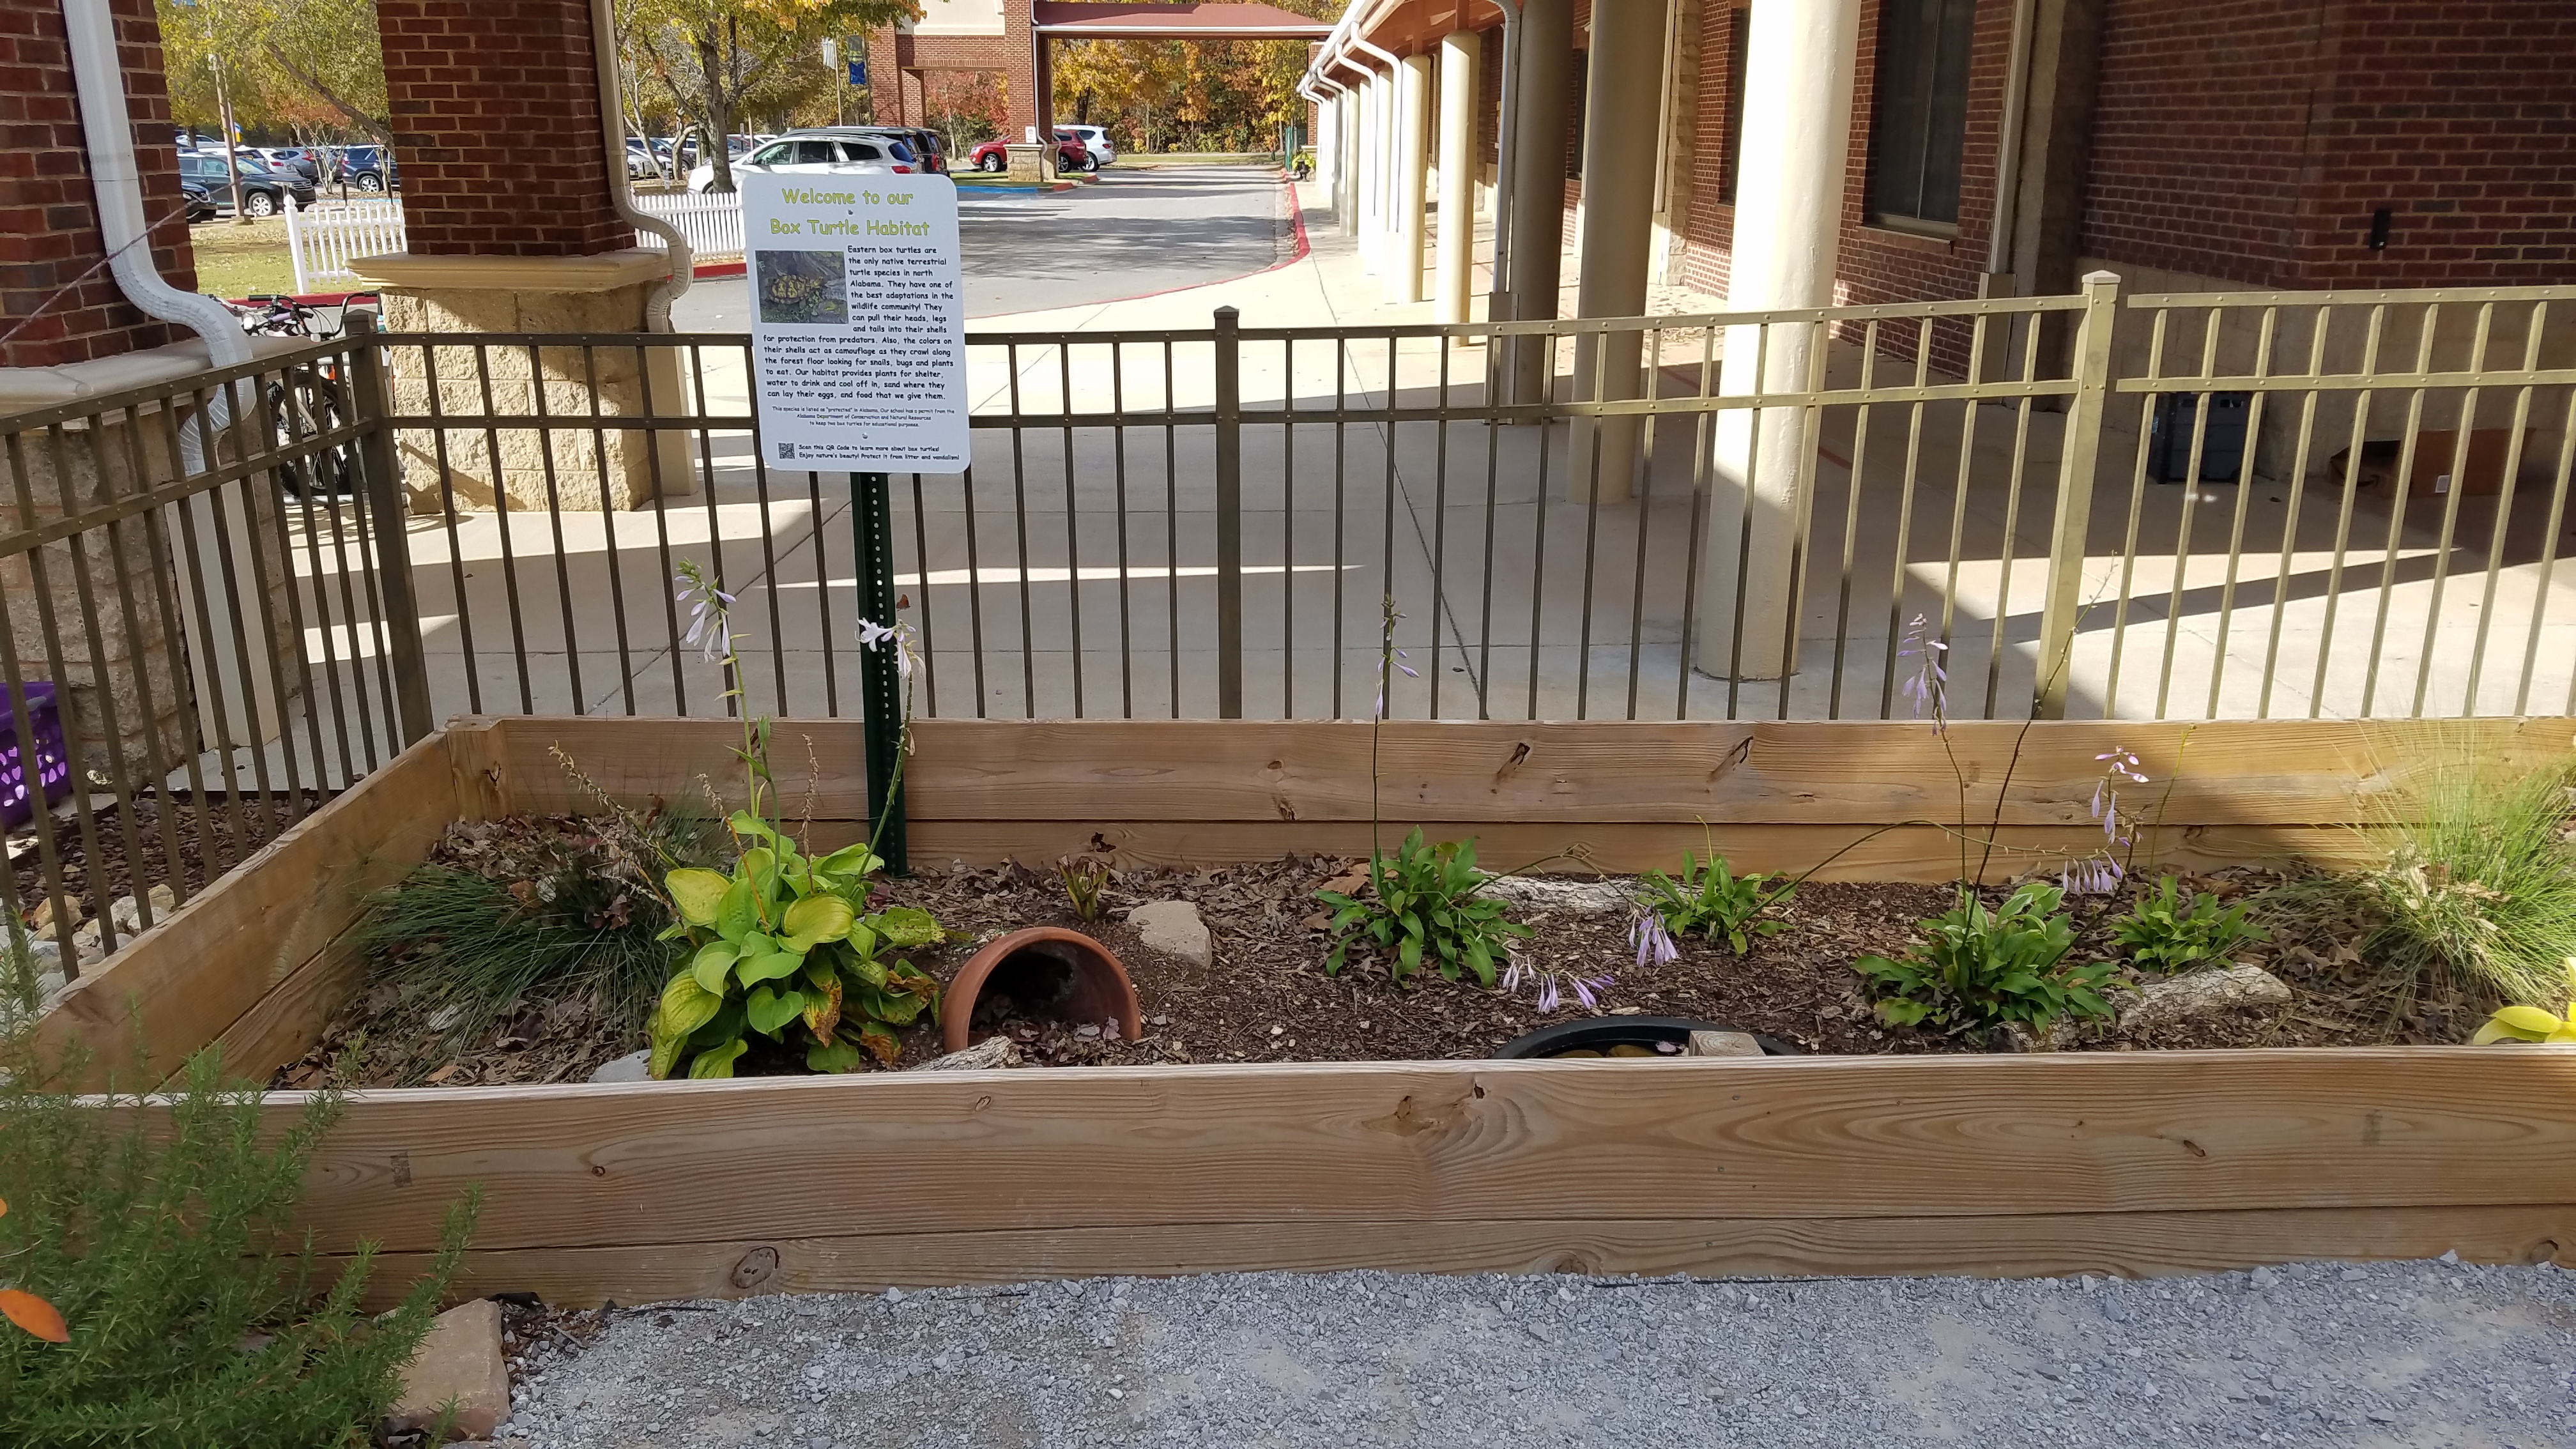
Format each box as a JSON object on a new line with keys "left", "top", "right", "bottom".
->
{"left": 1638, "top": 848, "right": 1793, "bottom": 954}
{"left": 2472, "top": 958, "right": 2576, "bottom": 1045}
{"left": 648, "top": 564, "right": 944, "bottom": 1078}
{"left": 2110, "top": 875, "right": 2268, "bottom": 975}
{"left": 1856, "top": 882, "right": 2124, "bottom": 1035}
{"left": 1315, "top": 828, "right": 1529, "bottom": 988}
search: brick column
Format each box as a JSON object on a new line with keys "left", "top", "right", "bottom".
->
{"left": 866, "top": 28, "right": 907, "bottom": 123}
{"left": 1007, "top": 1, "right": 1040, "bottom": 142}
{"left": 364, "top": 0, "right": 691, "bottom": 510}
{"left": 0, "top": 0, "right": 195, "bottom": 371}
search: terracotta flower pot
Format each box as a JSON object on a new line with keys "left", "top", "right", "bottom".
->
{"left": 944, "top": 926, "right": 1142, "bottom": 1054}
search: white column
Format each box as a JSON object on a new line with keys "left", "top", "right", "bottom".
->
{"left": 1566, "top": 0, "right": 1668, "bottom": 501}
{"left": 1338, "top": 88, "right": 1361, "bottom": 236}
{"left": 1695, "top": 0, "right": 1861, "bottom": 679}
{"left": 1356, "top": 70, "right": 1383, "bottom": 266}
{"left": 1434, "top": 29, "right": 1482, "bottom": 325}
{"left": 1389, "top": 53, "right": 1432, "bottom": 304}
{"left": 1314, "top": 88, "right": 1338, "bottom": 195}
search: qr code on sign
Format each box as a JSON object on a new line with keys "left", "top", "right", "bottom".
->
{"left": 778, "top": 441, "right": 797, "bottom": 461}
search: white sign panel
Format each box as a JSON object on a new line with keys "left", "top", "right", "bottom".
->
{"left": 742, "top": 169, "right": 968, "bottom": 471}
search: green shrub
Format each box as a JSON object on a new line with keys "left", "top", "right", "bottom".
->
{"left": 1856, "top": 882, "right": 2124, "bottom": 1035}
{"left": 2260, "top": 761, "right": 2576, "bottom": 1013}
{"left": 1316, "top": 828, "right": 1530, "bottom": 987}
{"left": 2110, "top": 875, "right": 2268, "bottom": 975}
{"left": 1637, "top": 850, "right": 1793, "bottom": 954}
{"left": 0, "top": 1036, "right": 475, "bottom": 1448}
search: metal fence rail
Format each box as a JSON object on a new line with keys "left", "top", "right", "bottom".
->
{"left": 6, "top": 277, "right": 2572, "bottom": 995}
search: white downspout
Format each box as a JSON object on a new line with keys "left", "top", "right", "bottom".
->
{"left": 592, "top": 0, "right": 690, "bottom": 330}
{"left": 63, "top": 0, "right": 277, "bottom": 749}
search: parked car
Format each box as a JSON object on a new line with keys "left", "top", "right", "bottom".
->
{"left": 686, "top": 130, "right": 909, "bottom": 192}
{"left": 966, "top": 133, "right": 1087, "bottom": 174}
{"left": 864, "top": 126, "right": 947, "bottom": 174}
{"left": 178, "top": 178, "right": 218, "bottom": 223}
{"left": 330, "top": 144, "right": 399, "bottom": 192}
{"left": 176, "top": 152, "right": 316, "bottom": 217}
{"left": 1058, "top": 124, "right": 1115, "bottom": 168}
{"left": 254, "top": 146, "right": 321, "bottom": 183}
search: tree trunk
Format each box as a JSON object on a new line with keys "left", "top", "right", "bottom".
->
{"left": 698, "top": 31, "right": 737, "bottom": 192}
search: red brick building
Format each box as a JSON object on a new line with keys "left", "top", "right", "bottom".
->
{"left": 1314, "top": 0, "right": 2575, "bottom": 374}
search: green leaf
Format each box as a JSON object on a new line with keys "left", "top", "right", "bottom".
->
{"left": 1398, "top": 935, "right": 1421, "bottom": 974}
{"left": 865, "top": 905, "right": 944, "bottom": 949}
{"left": 716, "top": 875, "right": 760, "bottom": 937}
{"left": 729, "top": 809, "right": 781, "bottom": 845}
{"left": 781, "top": 894, "right": 857, "bottom": 950}
{"left": 666, "top": 868, "right": 732, "bottom": 926}
{"left": 813, "top": 841, "right": 882, "bottom": 879}
{"left": 1876, "top": 999, "right": 1934, "bottom": 1026}
{"left": 2488, "top": 1004, "right": 2566, "bottom": 1040}
{"left": 1324, "top": 942, "right": 1347, "bottom": 976}
{"left": 688, "top": 1037, "right": 749, "bottom": 1078}
{"left": 689, "top": 941, "right": 740, "bottom": 997}
{"left": 845, "top": 949, "right": 888, "bottom": 989}
{"left": 735, "top": 949, "right": 805, "bottom": 987}
{"left": 746, "top": 985, "right": 807, "bottom": 1036}
{"left": 808, "top": 1034, "right": 866, "bottom": 1072}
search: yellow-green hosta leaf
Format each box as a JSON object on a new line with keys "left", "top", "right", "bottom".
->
{"left": 807, "top": 1033, "right": 866, "bottom": 1073}
{"left": 666, "top": 868, "right": 732, "bottom": 926}
{"left": 716, "top": 876, "right": 760, "bottom": 937}
{"left": 689, "top": 941, "right": 740, "bottom": 997}
{"left": 735, "top": 948, "right": 805, "bottom": 987}
{"left": 2472, "top": 1018, "right": 2517, "bottom": 1045}
{"left": 688, "top": 1037, "right": 748, "bottom": 1078}
{"left": 781, "top": 894, "right": 856, "bottom": 951}
{"left": 746, "top": 984, "right": 806, "bottom": 1036}
{"left": 813, "top": 841, "right": 882, "bottom": 880}
{"left": 650, "top": 976, "right": 724, "bottom": 1077}
{"left": 864, "top": 905, "right": 943, "bottom": 949}
{"left": 739, "top": 847, "right": 777, "bottom": 889}
{"left": 2492, "top": 1004, "right": 2566, "bottom": 1039}
{"left": 2552, "top": 1023, "right": 2576, "bottom": 1043}
{"left": 729, "top": 809, "right": 780, "bottom": 845}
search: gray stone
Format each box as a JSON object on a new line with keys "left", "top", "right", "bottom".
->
{"left": 1475, "top": 875, "right": 1632, "bottom": 916}
{"left": 1126, "top": 900, "right": 1213, "bottom": 967}
{"left": 2119, "top": 965, "right": 2293, "bottom": 1035}
{"left": 908, "top": 1036, "right": 1016, "bottom": 1071}
{"left": 588, "top": 1050, "right": 652, "bottom": 1084}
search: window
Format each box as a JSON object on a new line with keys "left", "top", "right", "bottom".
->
{"left": 1718, "top": 4, "right": 1751, "bottom": 205}
{"left": 792, "top": 140, "right": 838, "bottom": 164}
{"left": 749, "top": 142, "right": 794, "bottom": 166}
{"left": 1867, "top": 0, "right": 1975, "bottom": 231}
{"left": 839, "top": 142, "right": 882, "bottom": 162}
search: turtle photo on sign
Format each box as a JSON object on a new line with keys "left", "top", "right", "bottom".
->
{"left": 754, "top": 249, "right": 848, "bottom": 325}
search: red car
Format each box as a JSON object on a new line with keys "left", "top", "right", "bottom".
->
{"left": 967, "top": 132, "right": 1094, "bottom": 174}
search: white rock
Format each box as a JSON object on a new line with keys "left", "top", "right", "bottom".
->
{"left": 1476, "top": 875, "right": 1632, "bottom": 916}
{"left": 1126, "top": 900, "right": 1212, "bottom": 967}
{"left": 588, "top": 1050, "right": 652, "bottom": 1084}
{"left": 2118, "top": 965, "right": 2292, "bottom": 1035}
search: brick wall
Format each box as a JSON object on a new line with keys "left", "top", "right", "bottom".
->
{"left": 377, "top": 0, "right": 627, "bottom": 256}
{"left": 2284, "top": 0, "right": 2575, "bottom": 287}
{"left": 0, "top": 0, "right": 196, "bottom": 369}
{"left": 1676, "top": 0, "right": 1741, "bottom": 298}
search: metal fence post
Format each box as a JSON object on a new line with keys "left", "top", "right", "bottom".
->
{"left": 344, "top": 311, "right": 434, "bottom": 745}
{"left": 1213, "top": 305, "right": 1244, "bottom": 719}
{"left": 853, "top": 469, "right": 908, "bottom": 874}
{"left": 2034, "top": 270, "right": 2122, "bottom": 720}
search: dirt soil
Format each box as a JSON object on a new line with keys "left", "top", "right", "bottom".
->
{"left": 289, "top": 835, "right": 2422, "bottom": 1091}
{"left": 10, "top": 791, "right": 322, "bottom": 941}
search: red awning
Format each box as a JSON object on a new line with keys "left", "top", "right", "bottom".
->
{"left": 1030, "top": 1, "right": 1334, "bottom": 38}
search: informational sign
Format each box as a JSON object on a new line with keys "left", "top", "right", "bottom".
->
{"left": 741, "top": 169, "right": 969, "bottom": 472}
{"left": 848, "top": 59, "right": 868, "bottom": 86}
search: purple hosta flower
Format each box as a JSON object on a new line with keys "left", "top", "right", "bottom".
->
{"left": 1536, "top": 975, "right": 1561, "bottom": 1013}
{"left": 1629, "top": 910, "right": 1680, "bottom": 969}
{"left": 1896, "top": 613, "right": 1949, "bottom": 729}
{"left": 673, "top": 564, "right": 735, "bottom": 664}
{"left": 2062, "top": 854, "right": 2125, "bottom": 897}
{"left": 2089, "top": 747, "right": 2149, "bottom": 844}
{"left": 1565, "top": 972, "right": 1612, "bottom": 1010}
{"left": 1394, "top": 647, "right": 1418, "bottom": 680}
{"left": 855, "top": 616, "right": 917, "bottom": 679}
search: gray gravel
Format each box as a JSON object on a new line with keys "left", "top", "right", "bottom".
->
{"left": 496, "top": 1258, "right": 2576, "bottom": 1448}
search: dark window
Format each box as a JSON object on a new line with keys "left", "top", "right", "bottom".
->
{"left": 793, "top": 140, "right": 838, "bottom": 164}
{"left": 1719, "top": 4, "right": 1751, "bottom": 205}
{"left": 1867, "top": 0, "right": 1976, "bottom": 229}
{"left": 840, "top": 142, "right": 882, "bottom": 162}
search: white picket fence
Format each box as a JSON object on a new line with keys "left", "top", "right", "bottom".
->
{"left": 283, "top": 192, "right": 746, "bottom": 291}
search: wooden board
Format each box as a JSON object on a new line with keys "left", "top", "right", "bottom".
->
{"left": 269, "top": 1050, "right": 2576, "bottom": 1259}
{"left": 32, "top": 735, "right": 462, "bottom": 1087}
{"left": 907, "top": 820, "right": 2375, "bottom": 880}
{"left": 348, "top": 1203, "right": 2576, "bottom": 1308}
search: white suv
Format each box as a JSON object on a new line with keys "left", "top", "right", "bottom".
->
{"left": 687, "top": 132, "right": 906, "bottom": 192}
{"left": 1059, "top": 125, "right": 1115, "bottom": 169}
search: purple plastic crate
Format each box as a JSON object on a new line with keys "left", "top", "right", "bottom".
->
{"left": 2, "top": 682, "right": 72, "bottom": 830}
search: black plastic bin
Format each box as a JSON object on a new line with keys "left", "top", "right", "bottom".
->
{"left": 2147, "top": 391, "right": 2252, "bottom": 483}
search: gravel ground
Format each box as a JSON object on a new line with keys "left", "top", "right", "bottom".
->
{"left": 494, "top": 1257, "right": 2576, "bottom": 1448}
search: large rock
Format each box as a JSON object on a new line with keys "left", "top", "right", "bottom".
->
{"left": 392, "top": 1298, "right": 510, "bottom": 1441}
{"left": 2119, "top": 964, "right": 2292, "bottom": 1036}
{"left": 909, "top": 1035, "right": 1017, "bottom": 1071}
{"left": 1126, "top": 900, "right": 1213, "bottom": 968}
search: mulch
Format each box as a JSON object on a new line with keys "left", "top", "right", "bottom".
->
{"left": 285, "top": 829, "right": 2413, "bottom": 1091}
{"left": 9, "top": 790, "right": 324, "bottom": 938}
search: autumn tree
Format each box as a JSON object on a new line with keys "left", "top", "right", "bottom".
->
{"left": 622, "top": 0, "right": 914, "bottom": 192}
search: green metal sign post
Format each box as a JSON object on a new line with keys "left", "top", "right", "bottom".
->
{"left": 854, "top": 470, "right": 907, "bottom": 874}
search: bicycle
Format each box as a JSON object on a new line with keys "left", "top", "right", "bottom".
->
{"left": 224, "top": 294, "right": 381, "bottom": 500}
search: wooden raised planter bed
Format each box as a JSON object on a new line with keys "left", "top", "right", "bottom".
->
{"left": 34, "top": 715, "right": 2576, "bottom": 1306}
